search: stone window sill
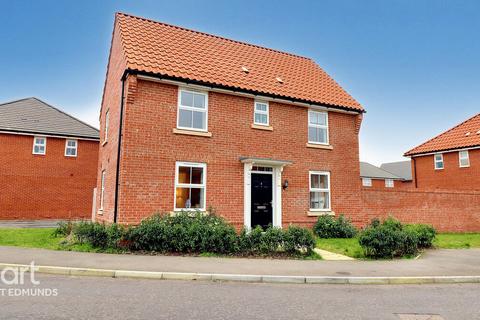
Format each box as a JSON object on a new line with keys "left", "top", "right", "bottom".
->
{"left": 251, "top": 124, "right": 273, "bottom": 131}
{"left": 306, "top": 143, "right": 333, "bottom": 150}
{"left": 307, "top": 211, "right": 335, "bottom": 217}
{"left": 173, "top": 128, "right": 212, "bottom": 137}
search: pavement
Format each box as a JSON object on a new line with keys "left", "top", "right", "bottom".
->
{"left": 314, "top": 248, "right": 355, "bottom": 260}
{"left": 2, "top": 274, "right": 479, "bottom": 319}
{"left": 0, "top": 220, "right": 67, "bottom": 228}
{"left": 0, "top": 246, "right": 479, "bottom": 285}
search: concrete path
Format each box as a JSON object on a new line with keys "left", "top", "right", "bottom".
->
{"left": 0, "top": 220, "right": 67, "bottom": 228}
{"left": 0, "top": 246, "right": 478, "bottom": 277}
{"left": 314, "top": 248, "right": 355, "bottom": 260}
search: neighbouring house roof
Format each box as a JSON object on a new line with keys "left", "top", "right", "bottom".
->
{"left": 405, "top": 113, "right": 480, "bottom": 156}
{"left": 380, "top": 161, "right": 412, "bottom": 181}
{"left": 115, "top": 13, "right": 364, "bottom": 113}
{"left": 360, "top": 162, "right": 402, "bottom": 180}
{"left": 0, "top": 97, "right": 99, "bottom": 140}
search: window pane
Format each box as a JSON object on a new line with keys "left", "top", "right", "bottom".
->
{"left": 35, "top": 138, "right": 45, "bottom": 145}
{"left": 309, "top": 127, "right": 327, "bottom": 143}
{"left": 191, "top": 167, "right": 203, "bottom": 184}
{"left": 436, "top": 162, "right": 444, "bottom": 169}
{"left": 67, "top": 140, "right": 76, "bottom": 147}
{"left": 255, "top": 113, "right": 267, "bottom": 124}
{"left": 311, "top": 174, "right": 328, "bottom": 189}
{"left": 176, "top": 187, "right": 203, "bottom": 209}
{"left": 178, "top": 166, "right": 191, "bottom": 184}
{"left": 310, "top": 191, "right": 329, "bottom": 209}
{"left": 460, "top": 158, "right": 469, "bottom": 167}
{"left": 435, "top": 154, "right": 442, "bottom": 161}
{"left": 256, "top": 103, "right": 267, "bottom": 111}
{"left": 178, "top": 109, "right": 193, "bottom": 128}
{"left": 192, "top": 111, "right": 206, "bottom": 129}
{"left": 181, "top": 91, "right": 194, "bottom": 107}
{"left": 310, "top": 112, "right": 326, "bottom": 125}
{"left": 66, "top": 148, "right": 76, "bottom": 156}
{"left": 193, "top": 93, "right": 205, "bottom": 109}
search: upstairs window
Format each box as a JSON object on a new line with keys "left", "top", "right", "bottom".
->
{"left": 308, "top": 110, "right": 328, "bottom": 144}
{"left": 309, "top": 171, "right": 331, "bottom": 211}
{"left": 459, "top": 150, "right": 470, "bottom": 168}
{"left": 254, "top": 101, "right": 269, "bottom": 126}
{"left": 104, "top": 110, "right": 109, "bottom": 143}
{"left": 362, "top": 178, "right": 372, "bottom": 187}
{"left": 175, "top": 162, "right": 206, "bottom": 211}
{"left": 32, "top": 137, "right": 46, "bottom": 155}
{"left": 385, "top": 179, "right": 394, "bottom": 188}
{"left": 434, "top": 153, "right": 444, "bottom": 170}
{"left": 178, "top": 89, "right": 208, "bottom": 132}
{"left": 65, "top": 139, "right": 78, "bottom": 157}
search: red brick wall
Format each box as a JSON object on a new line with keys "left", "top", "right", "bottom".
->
{"left": 413, "top": 149, "right": 480, "bottom": 191}
{"left": 0, "top": 133, "right": 98, "bottom": 220}
{"left": 361, "top": 188, "right": 480, "bottom": 232}
{"left": 101, "top": 78, "right": 363, "bottom": 228}
{"left": 95, "top": 17, "right": 128, "bottom": 223}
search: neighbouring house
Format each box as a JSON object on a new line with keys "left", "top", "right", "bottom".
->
{"left": 0, "top": 98, "right": 99, "bottom": 220}
{"left": 380, "top": 160, "right": 412, "bottom": 182}
{"left": 404, "top": 113, "right": 480, "bottom": 191}
{"left": 95, "top": 13, "right": 365, "bottom": 229}
{"left": 360, "top": 162, "right": 412, "bottom": 190}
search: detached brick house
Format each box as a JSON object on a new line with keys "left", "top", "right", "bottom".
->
{"left": 404, "top": 114, "right": 480, "bottom": 191}
{"left": 0, "top": 98, "right": 99, "bottom": 220}
{"left": 360, "top": 162, "right": 412, "bottom": 190}
{"left": 96, "top": 13, "right": 365, "bottom": 228}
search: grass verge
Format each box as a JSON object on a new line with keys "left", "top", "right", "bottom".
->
{"left": 434, "top": 233, "right": 480, "bottom": 249}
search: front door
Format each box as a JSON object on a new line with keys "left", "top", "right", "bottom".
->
{"left": 251, "top": 173, "right": 273, "bottom": 229}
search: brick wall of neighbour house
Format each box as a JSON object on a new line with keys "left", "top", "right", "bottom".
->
{"left": 413, "top": 149, "right": 480, "bottom": 191}
{"left": 102, "top": 76, "right": 363, "bottom": 228}
{"left": 361, "top": 178, "right": 413, "bottom": 190}
{"left": 360, "top": 188, "right": 480, "bottom": 232}
{"left": 0, "top": 133, "right": 98, "bottom": 220}
{"left": 95, "top": 20, "right": 128, "bottom": 224}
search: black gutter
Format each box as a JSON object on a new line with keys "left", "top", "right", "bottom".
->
{"left": 0, "top": 129, "right": 99, "bottom": 141}
{"left": 128, "top": 69, "right": 366, "bottom": 114}
{"left": 113, "top": 73, "right": 127, "bottom": 223}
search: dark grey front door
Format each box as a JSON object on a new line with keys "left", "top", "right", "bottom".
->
{"left": 251, "top": 173, "right": 273, "bottom": 229}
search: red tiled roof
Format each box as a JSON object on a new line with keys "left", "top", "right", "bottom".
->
{"left": 405, "top": 114, "right": 480, "bottom": 156}
{"left": 115, "top": 13, "right": 363, "bottom": 112}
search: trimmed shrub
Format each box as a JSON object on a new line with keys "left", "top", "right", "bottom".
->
{"left": 313, "top": 215, "right": 357, "bottom": 238}
{"left": 53, "top": 221, "right": 74, "bottom": 237}
{"left": 405, "top": 224, "right": 436, "bottom": 248}
{"left": 73, "top": 222, "right": 109, "bottom": 248}
{"left": 284, "top": 225, "right": 315, "bottom": 254}
{"left": 125, "top": 212, "right": 238, "bottom": 254}
{"left": 358, "top": 217, "right": 424, "bottom": 258}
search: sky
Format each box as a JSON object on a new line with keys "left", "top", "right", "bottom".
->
{"left": 1, "top": 0, "right": 479, "bottom": 165}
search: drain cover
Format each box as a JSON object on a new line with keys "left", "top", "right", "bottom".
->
{"left": 396, "top": 314, "right": 445, "bottom": 320}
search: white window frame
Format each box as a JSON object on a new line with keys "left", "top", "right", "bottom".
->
{"left": 104, "top": 110, "right": 109, "bottom": 143}
{"left": 362, "top": 177, "right": 372, "bottom": 187}
{"left": 434, "top": 153, "right": 444, "bottom": 170}
{"left": 253, "top": 101, "right": 269, "bottom": 126}
{"left": 174, "top": 162, "right": 207, "bottom": 211}
{"left": 385, "top": 179, "right": 394, "bottom": 188}
{"left": 64, "top": 139, "right": 78, "bottom": 157}
{"left": 177, "top": 88, "right": 209, "bottom": 132}
{"left": 459, "top": 150, "right": 470, "bottom": 168}
{"left": 32, "top": 136, "right": 46, "bottom": 155}
{"left": 309, "top": 171, "right": 331, "bottom": 211}
{"left": 308, "top": 110, "right": 329, "bottom": 145}
{"left": 100, "top": 170, "right": 106, "bottom": 210}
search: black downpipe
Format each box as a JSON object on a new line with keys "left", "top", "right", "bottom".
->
{"left": 113, "top": 75, "right": 127, "bottom": 223}
{"left": 413, "top": 157, "right": 418, "bottom": 189}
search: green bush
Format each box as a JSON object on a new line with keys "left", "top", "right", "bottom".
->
{"left": 125, "top": 212, "right": 238, "bottom": 254}
{"left": 313, "top": 215, "right": 357, "bottom": 238}
{"left": 53, "top": 220, "right": 74, "bottom": 237}
{"left": 72, "top": 221, "right": 126, "bottom": 249}
{"left": 359, "top": 217, "right": 420, "bottom": 258}
{"left": 284, "top": 225, "right": 315, "bottom": 254}
{"left": 405, "top": 224, "right": 436, "bottom": 248}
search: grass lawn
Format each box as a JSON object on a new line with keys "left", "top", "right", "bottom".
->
{"left": 316, "top": 238, "right": 365, "bottom": 258}
{"left": 434, "top": 233, "right": 480, "bottom": 249}
{"left": 316, "top": 233, "right": 480, "bottom": 258}
{"left": 0, "top": 228, "right": 61, "bottom": 250}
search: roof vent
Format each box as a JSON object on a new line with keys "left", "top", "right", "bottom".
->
{"left": 276, "top": 77, "right": 284, "bottom": 84}
{"left": 465, "top": 132, "right": 471, "bottom": 136}
{"left": 241, "top": 66, "right": 249, "bottom": 73}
